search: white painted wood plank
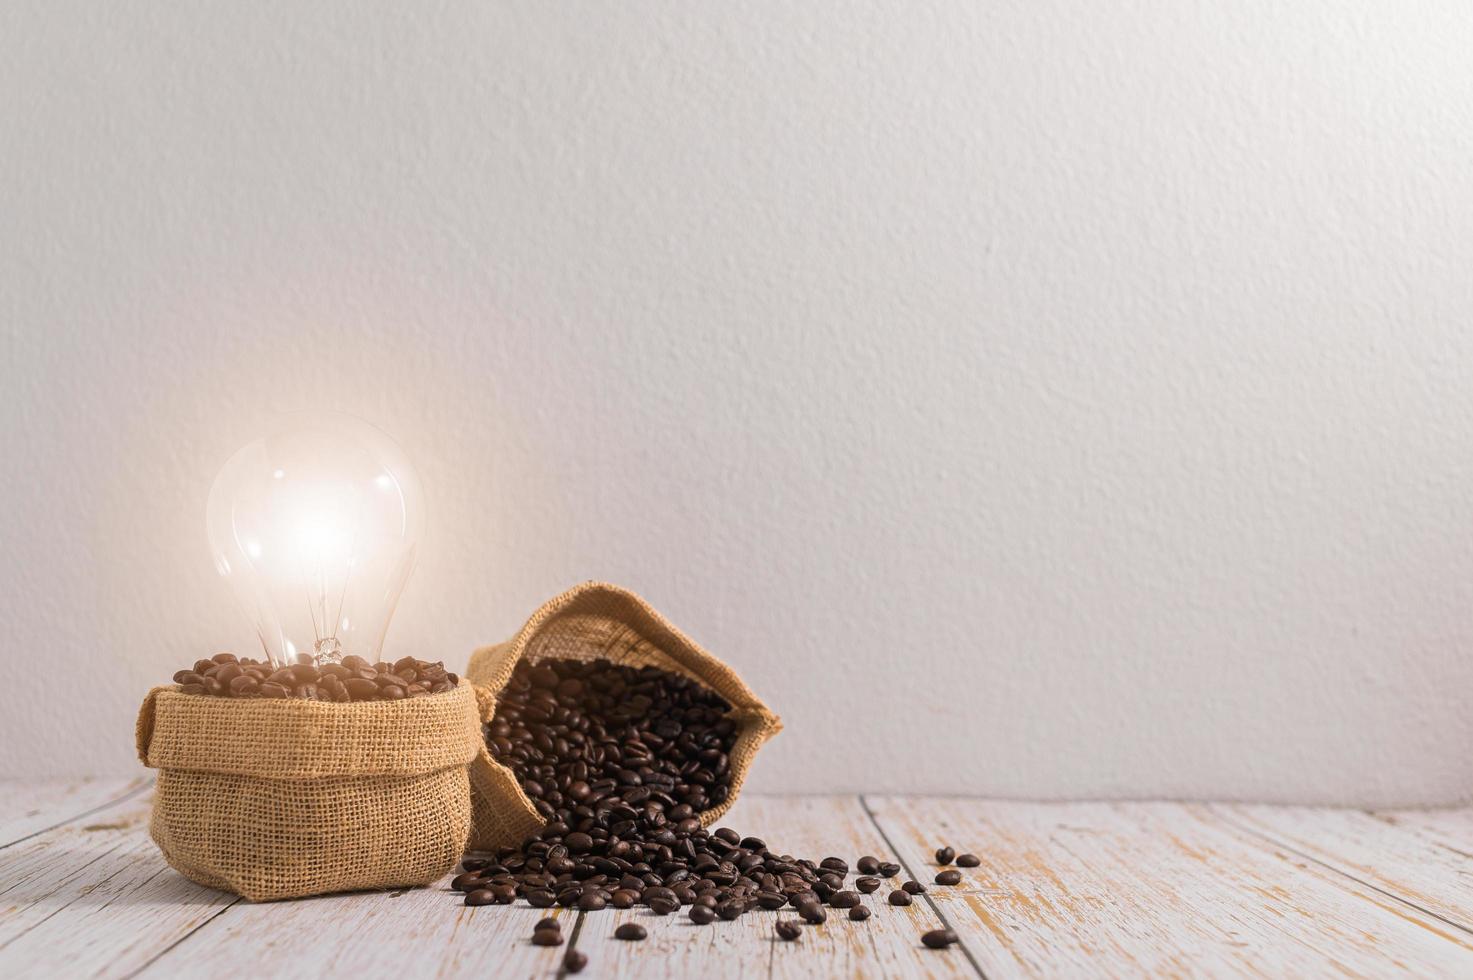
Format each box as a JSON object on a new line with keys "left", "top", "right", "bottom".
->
{"left": 0, "top": 777, "right": 151, "bottom": 847}
{"left": 0, "top": 788, "right": 237, "bottom": 979}
{"left": 867, "top": 797, "right": 1473, "bottom": 978}
{"left": 1219, "top": 804, "right": 1473, "bottom": 931}
{"left": 569, "top": 795, "right": 975, "bottom": 980}
{"left": 141, "top": 876, "right": 574, "bottom": 980}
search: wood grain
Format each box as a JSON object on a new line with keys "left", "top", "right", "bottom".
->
{"left": 0, "top": 788, "right": 236, "bottom": 979}
{"left": 1220, "top": 803, "right": 1473, "bottom": 931}
{"left": 0, "top": 777, "right": 151, "bottom": 848}
{"left": 140, "top": 875, "right": 572, "bottom": 979}
{"left": 867, "top": 796, "right": 1473, "bottom": 978}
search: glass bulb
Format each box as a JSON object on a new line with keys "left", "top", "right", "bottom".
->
{"left": 206, "top": 413, "right": 425, "bottom": 669}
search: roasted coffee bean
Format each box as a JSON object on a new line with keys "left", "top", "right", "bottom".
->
{"left": 534, "top": 917, "right": 561, "bottom": 932}
{"left": 849, "top": 905, "right": 871, "bottom": 921}
{"left": 856, "top": 855, "right": 881, "bottom": 875}
{"left": 648, "top": 895, "right": 679, "bottom": 915}
{"left": 855, "top": 876, "right": 881, "bottom": 894}
{"left": 956, "top": 853, "right": 981, "bottom": 867}
{"left": 829, "top": 890, "right": 861, "bottom": 909}
{"left": 936, "top": 870, "right": 962, "bottom": 886}
{"left": 775, "top": 920, "right": 803, "bottom": 942}
{"left": 888, "top": 890, "right": 912, "bottom": 907}
{"left": 902, "top": 880, "right": 926, "bottom": 895}
{"left": 689, "top": 903, "right": 717, "bottom": 924}
{"left": 878, "top": 862, "right": 902, "bottom": 878}
{"left": 934, "top": 846, "right": 955, "bottom": 865}
{"left": 614, "top": 923, "right": 647, "bottom": 941}
{"left": 716, "top": 900, "right": 744, "bottom": 921}
{"left": 611, "top": 889, "right": 638, "bottom": 909}
{"left": 819, "top": 857, "right": 849, "bottom": 875}
{"left": 531, "top": 929, "right": 563, "bottom": 946}
{"left": 799, "top": 903, "right": 827, "bottom": 924}
{"left": 465, "top": 889, "right": 497, "bottom": 906}
{"left": 451, "top": 871, "right": 486, "bottom": 892}
{"left": 756, "top": 891, "right": 787, "bottom": 910}
{"left": 922, "top": 928, "right": 958, "bottom": 949}
{"left": 578, "top": 892, "right": 607, "bottom": 911}
{"left": 526, "top": 889, "right": 555, "bottom": 908}
{"left": 562, "top": 950, "right": 588, "bottom": 973}
{"left": 344, "top": 678, "right": 380, "bottom": 699}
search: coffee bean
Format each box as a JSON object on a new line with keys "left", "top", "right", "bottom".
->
{"left": 578, "top": 892, "right": 607, "bottom": 911}
{"left": 531, "top": 929, "right": 563, "bottom": 946}
{"left": 878, "top": 862, "right": 902, "bottom": 878}
{"left": 465, "top": 889, "right": 496, "bottom": 906}
{"left": 344, "top": 678, "right": 379, "bottom": 699}
{"left": 534, "top": 917, "right": 561, "bottom": 932}
{"left": 855, "top": 876, "right": 881, "bottom": 894}
{"left": 451, "top": 871, "right": 486, "bottom": 892}
{"left": 799, "top": 903, "right": 826, "bottom": 924}
{"left": 775, "top": 921, "right": 803, "bottom": 941}
{"left": 563, "top": 950, "right": 588, "bottom": 973}
{"left": 934, "top": 846, "right": 955, "bottom": 865}
{"left": 856, "top": 855, "right": 880, "bottom": 875}
{"left": 888, "top": 890, "right": 912, "bottom": 907}
{"left": 849, "top": 905, "right": 872, "bottom": 921}
{"left": 819, "top": 857, "right": 849, "bottom": 875}
{"left": 689, "top": 904, "right": 716, "bottom": 924}
{"left": 829, "top": 890, "right": 861, "bottom": 909}
{"left": 936, "top": 870, "right": 962, "bottom": 886}
{"left": 648, "top": 895, "right": 679, "bottom": 915}
{"left": 922, "top": 928, "right": 958, "bottom": 949}
{"left": 526, "top": 889, "right": 555, "bottom": 908}
{"left": 614, "top": 923, "right": 647, "bottom": 941}
{"left": 756, "top": 891, "right": 787, "bottom": 910}
{"left": 902, "top": 880, "right": 927, "bottom": 895}
{"left": 956, "top": 853, "right": 981, "bottom": 867}
{"left": 565, "top": 832, "right": 593, "bottom": 853}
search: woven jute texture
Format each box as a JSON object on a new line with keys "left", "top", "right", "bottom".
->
{"left": 136, "top": 681, "right": 481, "bottom": 902}
{"left": 464, "top": 581, "right": 782, "bottom": 852}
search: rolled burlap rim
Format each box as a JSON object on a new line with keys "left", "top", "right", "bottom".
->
{"left": 465, "top": 581, "right": 783, "bottom": 853}
{"left": 137, "top": 681, "right": 481, "bottom": 901}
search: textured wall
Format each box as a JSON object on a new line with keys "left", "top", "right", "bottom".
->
{"left": 4, "top": 2, "right": 1473, "bottom": 803}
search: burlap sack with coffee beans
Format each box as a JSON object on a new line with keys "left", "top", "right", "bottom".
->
{"left": 465, "top": 581, "right": 782, "bottom": 852}
{"left": 135, "top": 681, "right": 481, "bottom": 902}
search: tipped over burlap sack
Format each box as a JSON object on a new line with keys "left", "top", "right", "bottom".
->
{"left": 464, "top": 581, "right": 782, "bottom": 852}
{"left": 136, "top": 681, "right": 481, "bottom": 902}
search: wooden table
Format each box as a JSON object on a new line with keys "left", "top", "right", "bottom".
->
{"left": 4, "top": 780, "right": 1472, "bottom": 977}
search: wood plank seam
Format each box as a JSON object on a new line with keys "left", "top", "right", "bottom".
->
{"left": 0, "top": 778, "right": 155, "bottom": 851}
{"left": 556, "top": 909, "right": 588, "bottom": 979}
{"left": 859, "top": 794, "right": 989, "bottom": 979}
{"left": 1211, "top": 805, "right": 1473, "bottom": 939}
{"left": 119, "top": 897, "right": 245, "bottom": 980}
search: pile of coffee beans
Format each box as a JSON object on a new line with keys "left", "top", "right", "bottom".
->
{"left": 460, "top": 655, "right": 985, "bottom": 966}
{"left": 170, "top": 652, "right": 458, "bottom": 701}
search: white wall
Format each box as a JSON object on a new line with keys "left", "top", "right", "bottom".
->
{"left": 4, "top": 1, "right": 1473, "bottom": 804}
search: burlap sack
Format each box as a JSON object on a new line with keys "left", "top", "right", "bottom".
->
{"left": 136, "top": 681, "right": 481, "bottom": 902}
{"left": 464, "top": 581, "right": 782, "bottom": 852}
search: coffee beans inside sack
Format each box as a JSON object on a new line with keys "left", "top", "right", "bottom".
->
{"left": 464, "top": 581, "right": 783, "bottom": 852}
{"left": 136, "top": 656, "right": 482, "bottom": 902}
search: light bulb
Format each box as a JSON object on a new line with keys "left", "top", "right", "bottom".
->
{"left": 206, "top": 413, "right": 425, "bottom": 668}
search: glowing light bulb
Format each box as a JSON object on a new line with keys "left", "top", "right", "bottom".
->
{"left": 206, "top": 413, "right": 425, "bottom": 668}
